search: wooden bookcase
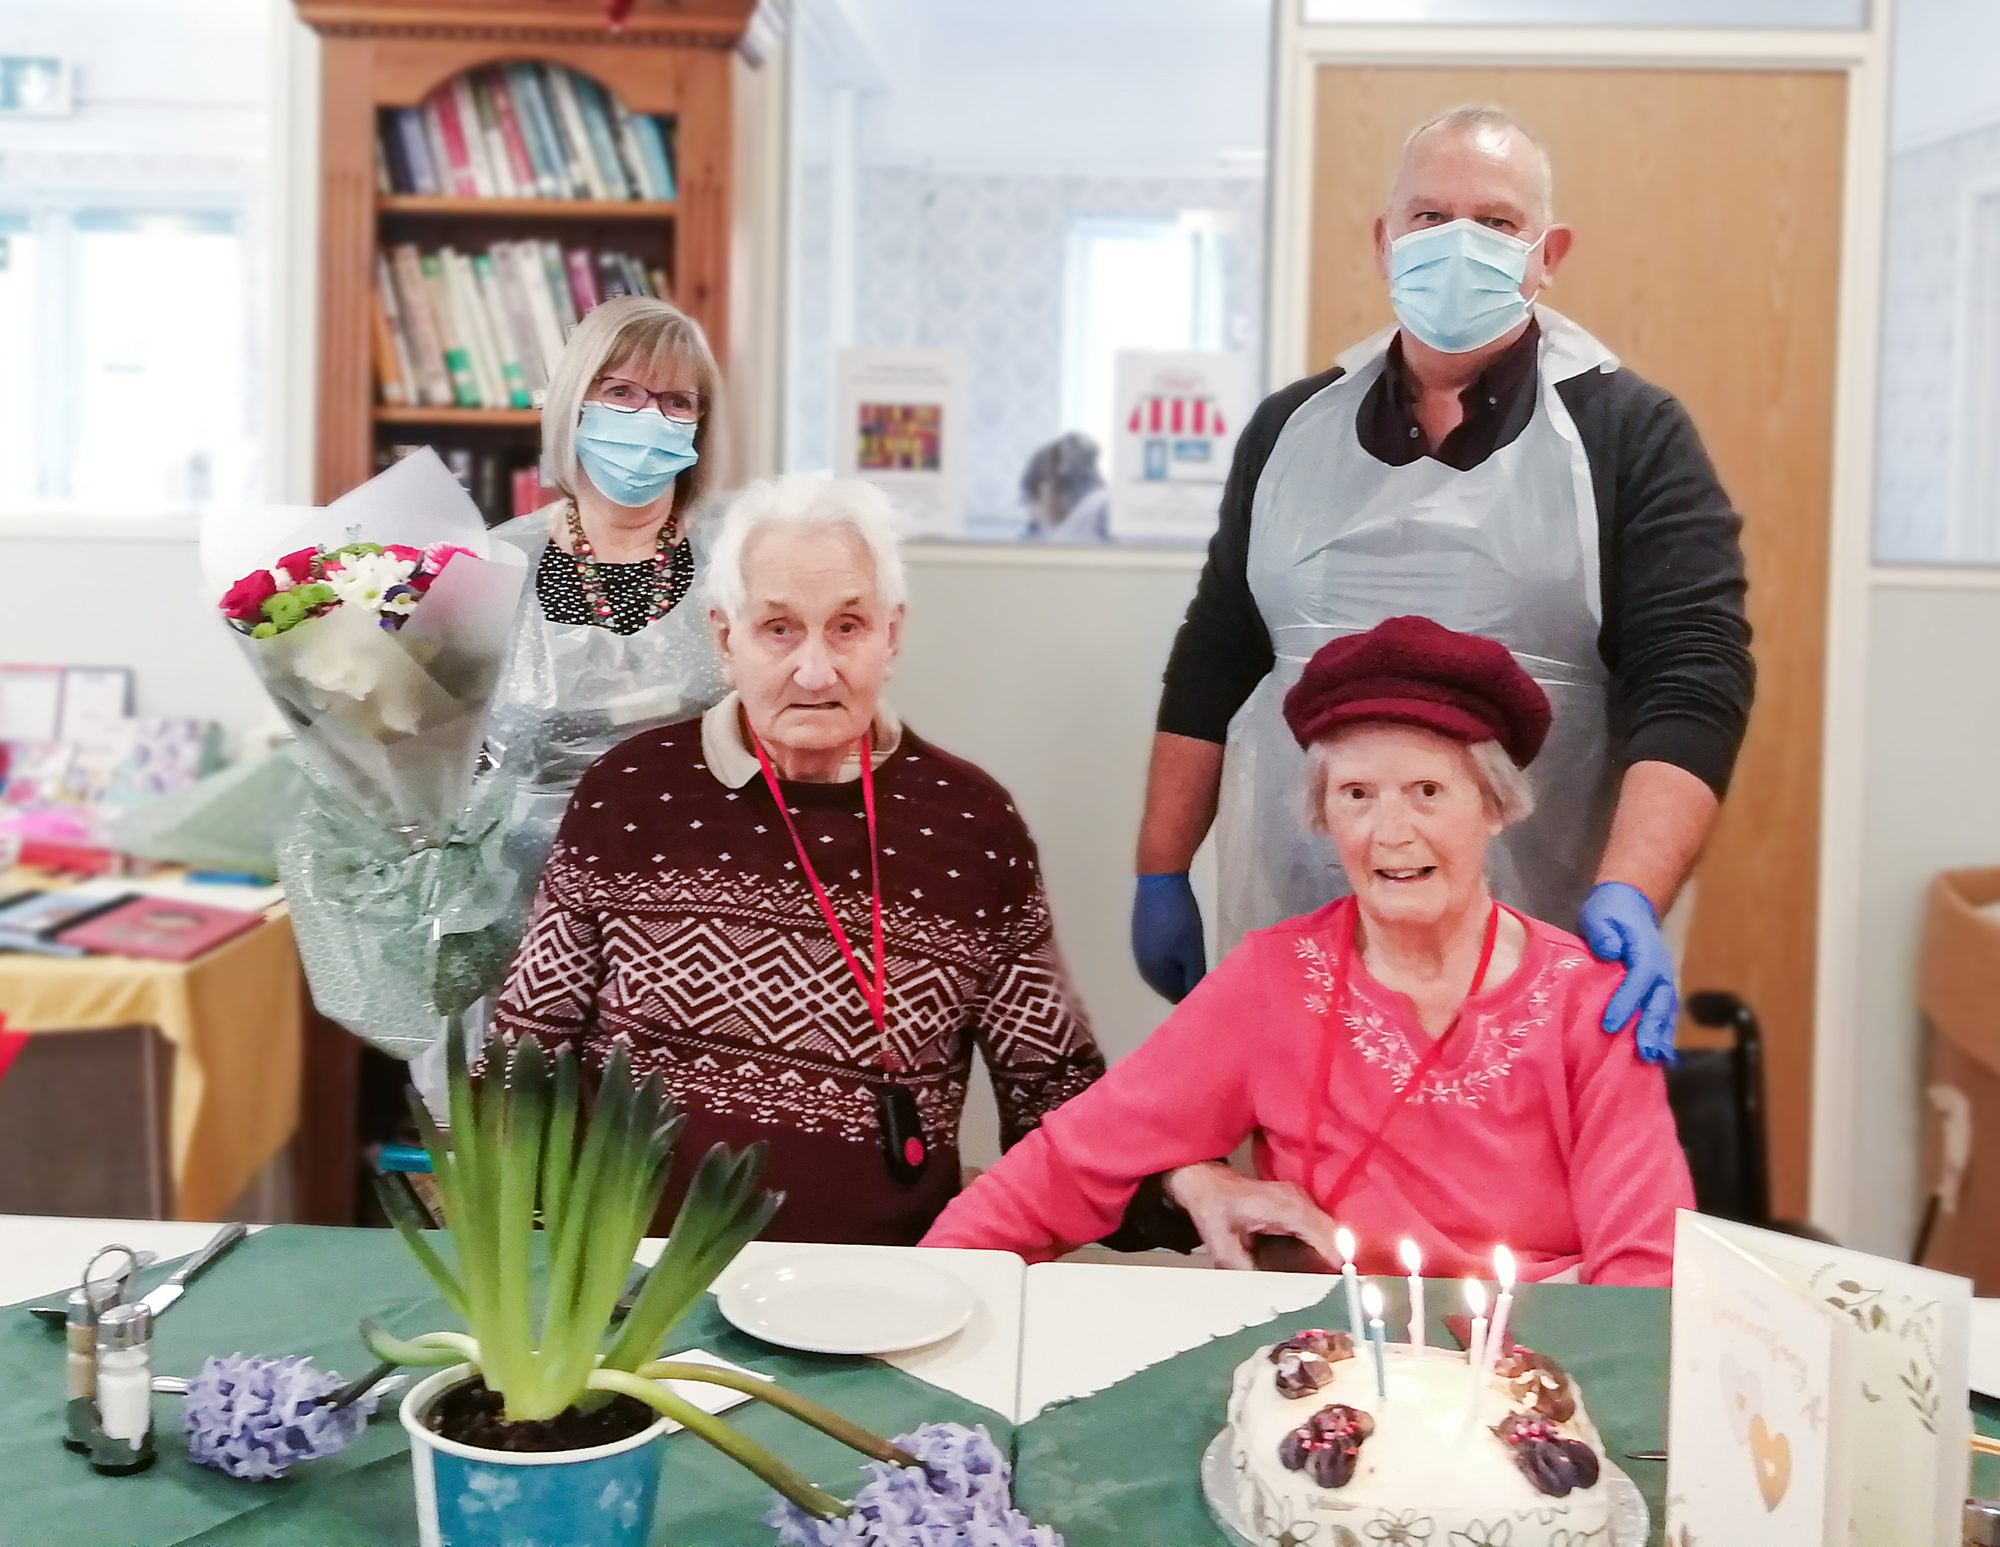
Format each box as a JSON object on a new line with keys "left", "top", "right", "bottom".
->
{"left": 292, "top": 0, "right": 786, "bottom": 508}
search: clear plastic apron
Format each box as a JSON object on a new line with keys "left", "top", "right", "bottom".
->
{"left": 483, "top": 504, "right": 727, "bottom": 928}
{"left": 1215, "top": 308, "right": 1619, "bottom": 950}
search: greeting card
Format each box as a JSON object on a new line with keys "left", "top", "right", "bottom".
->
{"left": 1667, "top": 1211, "right": 1970, "bottom": 1546}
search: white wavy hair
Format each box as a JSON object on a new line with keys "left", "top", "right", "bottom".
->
{"left": 707, "top": 475, "right": 909, "bottom": 622}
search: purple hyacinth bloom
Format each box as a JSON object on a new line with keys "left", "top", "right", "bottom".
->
{"left": 764, "top": 1422, "right": 1064, "bottom": 1547}
{"left": 182, "top": 1353, "right": 378, "bottom": 1480}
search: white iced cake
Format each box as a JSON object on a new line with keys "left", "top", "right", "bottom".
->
{"left": 1220, "top": 1330, "right": 1612, "bottom": 1547}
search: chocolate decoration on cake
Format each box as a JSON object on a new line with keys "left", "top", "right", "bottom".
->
{"left": 1493, "top": 1412, "right": 1601, "bottom": 1497}
{"left": 1269, "top": 1329, "right": 1356, "bottom": 1363}
{"left": 1492, "top": 1347, "right": 1578, "bottom": 1422}
{"left": 1278, "top": 1403, "right": 1375, "bottom": 1489}
{"left": 1268, "top": 1330, "right": 1356, "bottom": 1399}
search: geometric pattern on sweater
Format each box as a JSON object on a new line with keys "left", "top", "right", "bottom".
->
{"left": 1296, "top": 933, "right": 1591, "bottom": 1108}
{"left": 493, "top": 718, "right": 1104, "bottom": 1157}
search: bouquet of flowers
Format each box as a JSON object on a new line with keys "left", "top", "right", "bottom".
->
{"left": 207, "top": 450, "right": 528, "bottom": 1057}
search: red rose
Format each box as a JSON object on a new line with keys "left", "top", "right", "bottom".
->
{"left": 385, "top": 544, "right": 424, "bottom": 568}
{"left": 274, "top": 547, "right": 319, "bottom": 585}
{"left": 220, "top": 568, "right": 278, "bottom": 622}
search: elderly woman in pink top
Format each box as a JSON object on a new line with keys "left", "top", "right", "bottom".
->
{"left": 924, "top": 615, "right": 1694, "bottom": 1287}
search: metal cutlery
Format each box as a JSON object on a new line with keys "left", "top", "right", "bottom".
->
{"left": 25, "top": 1249, "right": 161, "bottom": 1326}
{"left": 134, "top": 1224, "right": 247, "bottom": 1318}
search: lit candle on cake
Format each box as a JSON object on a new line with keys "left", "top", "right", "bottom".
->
{"left": 1336, "top": 1227, "right": 1365, "bottom": 1340}
{"left": 1463, "top": 1278, "right": 1489, "bottom": 1421}
{"left": 1398, "top": 1238, "right": 1425, "bottom": 1349}
{"left": 1361, "top": 1281, "right": 1389, "bottom": 1402}
{"left": 1483, "top": 1246, "right": 1516, "bottom": 1374}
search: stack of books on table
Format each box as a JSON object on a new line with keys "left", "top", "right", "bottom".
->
{"left": 375, "top": 63, "right": 677, "bottom": 204}
{"left": 372, "top": 241, "right": 671, "bottom": 413}
{"left": 0, "top": 887, "right": 266, "bottom": 963}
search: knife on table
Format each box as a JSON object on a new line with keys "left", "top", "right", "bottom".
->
{"left": 135, "top": 1224, "right": 248, "bottom": 1318}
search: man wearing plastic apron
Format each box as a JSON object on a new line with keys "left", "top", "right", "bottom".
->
{"left": 1132, "top": 106, "right": 1753, "bottom": 1092}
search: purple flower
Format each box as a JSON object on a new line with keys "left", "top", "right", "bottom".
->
{"left": 765, "top": 1422, "right": 1063, "bottom": 1547}
{"left": 182, "top": 1353, "right": 378, "bottom": 1480}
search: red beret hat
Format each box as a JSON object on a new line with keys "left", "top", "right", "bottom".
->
{"left": 1281, "top": 615, "right": 1552, "bottom": 767}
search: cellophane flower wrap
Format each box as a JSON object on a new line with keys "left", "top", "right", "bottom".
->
{"left": 205, "top": 450, "right": 528, "bottom": 1057}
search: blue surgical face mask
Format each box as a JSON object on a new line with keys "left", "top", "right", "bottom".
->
{"left": 1387, "top": 219, "right": 1546, "bottom": 355}
{"left": 574, "top": 401, "right": 700, "bottom": 508}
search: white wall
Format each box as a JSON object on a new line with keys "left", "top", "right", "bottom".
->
{"left": 825, "top": 0, "right": 1271, "bottom": 175}
{"left": 1891, "top": 0, "right": 2000, "bottom": 151}
{"left": 0, "top": 530, "right": 270, "bottom": 747}
{"left": 1850, "top": 581, "right": 2000, "bottom": 1255}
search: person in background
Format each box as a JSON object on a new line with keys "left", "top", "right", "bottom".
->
{"left": 929, "top": 616, "right": 1695, "bottom": 1286}
{"left": 483, "top": 295, "right": 729, "bottom": 943}
{"left": 1130, "top": 104, "right": 1754, "bottom": 1067}
{"left": 1021, "top": 432, "right": 1113, "bottom": 544}
{"left": 492, "top": 475, "right": 1111, "bottom": 1245}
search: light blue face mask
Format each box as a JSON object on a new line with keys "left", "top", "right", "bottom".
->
{"left": 574, "top": 401, "right": 699, "bottom": 508}
{"left": 1387, "top": 219, "right": 1546, "bottom": 355}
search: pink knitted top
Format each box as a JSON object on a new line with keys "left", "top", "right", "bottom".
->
{"left": 924, "top": 897, "right": 1693, "bottom": 1286}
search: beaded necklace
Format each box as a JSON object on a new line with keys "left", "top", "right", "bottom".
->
{"left": 564, "top": 500, "right": 680, "bottom": 624}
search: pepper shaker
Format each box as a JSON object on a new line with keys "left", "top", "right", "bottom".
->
{"left": 91, "top": 1304, "right": 156, "bottom": 1475}
{"left": 61, "top": 1279, "right": 123, "bottom": 1452}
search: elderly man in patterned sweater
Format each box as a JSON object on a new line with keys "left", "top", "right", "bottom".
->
{"left": 494, "top": 474, "right": 1108, "bottom": 1245}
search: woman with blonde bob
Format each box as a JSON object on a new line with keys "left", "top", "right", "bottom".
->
{"left": 484, "top": 295, "right": 731, "bottom": 938}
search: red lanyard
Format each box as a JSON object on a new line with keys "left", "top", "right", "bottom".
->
{"left": 750, "top": 732, "right": 895, "bottom": 1072}
{"left": 1314, "top": 900, "right": 1503, "bottom": 1216}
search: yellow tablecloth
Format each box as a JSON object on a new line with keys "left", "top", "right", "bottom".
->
{"left": 0, "top": 892, "right": 302, "bottom": 1220}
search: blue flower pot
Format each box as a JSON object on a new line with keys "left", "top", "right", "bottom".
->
{"left": 402, "top": 1365, "right": 671, "bottom": 1547}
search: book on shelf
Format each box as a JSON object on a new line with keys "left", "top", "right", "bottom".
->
{"left": 374, "top": 238, "right": 667, "bottom": 411}
{"left": 378, "top": 64, "right": 677, "bottom": 204}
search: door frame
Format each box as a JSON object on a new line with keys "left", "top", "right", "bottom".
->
{"left": 1266, "top": 4, "right": 1894, "bottom": 1243}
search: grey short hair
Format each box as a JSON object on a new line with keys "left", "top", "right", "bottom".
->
{"left": 707, "top": 475, "right": 909, "bottom": 622}
{"left": 541, "top": 295, "right": 723, "bottom": 523}
{"left": 1392, "top": 103, "right": 1555, "bottom": 226}
{"left": 1303, "top": 735, "right": 1536, "bottom": 835}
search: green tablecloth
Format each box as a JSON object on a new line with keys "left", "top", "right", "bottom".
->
{"left": 9, "top": 1235, "right": 1997, "bottom": 1545}
{"left": 0, "top": 1227, "right": 1006, "bottom": 1546}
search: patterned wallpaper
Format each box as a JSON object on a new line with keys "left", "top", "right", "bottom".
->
{"left": 1874, "top": 120, "right": 2000, "bottom": 563}
{"left": 788, "top": 166, "right": 1266, "bottom": 539}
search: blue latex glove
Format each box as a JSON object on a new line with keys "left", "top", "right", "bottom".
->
{"left": 1578, "top": 881, "right": 1678, "bottom": 1065}
{"left": 1133, "top": 872, "right": 1208, "bottom": 1003}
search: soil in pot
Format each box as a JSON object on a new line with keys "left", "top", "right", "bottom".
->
{"left": 427, "top": 1378, "right": 657, "bottom": 1453}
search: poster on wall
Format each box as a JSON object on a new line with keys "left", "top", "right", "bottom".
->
{"left": 1110, "top": 350, "right": 1253, "bottom": 543}
{"left": 834, "top": 349, "right": 967, "bottom": 539}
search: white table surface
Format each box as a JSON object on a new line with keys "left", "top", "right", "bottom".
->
{"left": 3, "top": 1216, "right": 1024, "bottom": 1419}
{"left": 1015, "top": 1259, "right": 1332, "bottom": 1420}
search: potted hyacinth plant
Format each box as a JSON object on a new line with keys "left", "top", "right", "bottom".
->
{"left": 362, "top": 1027, "right": 918, "bottom": 1547}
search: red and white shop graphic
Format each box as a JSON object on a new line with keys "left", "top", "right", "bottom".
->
{"left": 1126, "top": 394, "right": 1229, "bottom": 439}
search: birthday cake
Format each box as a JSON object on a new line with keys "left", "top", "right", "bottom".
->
{"left": 1220, "top": 1331, "right": 1612, "bottom": 1547}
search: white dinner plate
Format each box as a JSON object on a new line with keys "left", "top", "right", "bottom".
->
{"left": 715, "top": 1251, "right": 975, "bottom": 1356}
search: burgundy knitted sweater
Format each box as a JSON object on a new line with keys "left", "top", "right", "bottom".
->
{"left": 492, "top": 707, "right": 1105, "bottom": 1245}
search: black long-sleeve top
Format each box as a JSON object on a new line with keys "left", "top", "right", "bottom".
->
{"left": 1158, "top": 321, "right": 1755, "bottom": 796}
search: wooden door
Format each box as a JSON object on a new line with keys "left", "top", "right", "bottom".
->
{"left": 1306, "top": 66, "right": 1847, "bottom": 1221}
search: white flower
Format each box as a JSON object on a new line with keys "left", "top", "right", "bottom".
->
{"left": 381, "top": 587, "right": 420, "bottom": 618}
{"left": 327, "top": 551, "right": 415, "bottom": 611}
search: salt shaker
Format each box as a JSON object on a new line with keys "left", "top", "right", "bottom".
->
{"left": 1966, "top": 1499, "right": 2000, "bottom": 1547}
{"left": 61, "top": 1279, "right": 123, "bottom": 1452}
{"left": 91, "top": 1303, "right": 156, "bottom": 1475}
